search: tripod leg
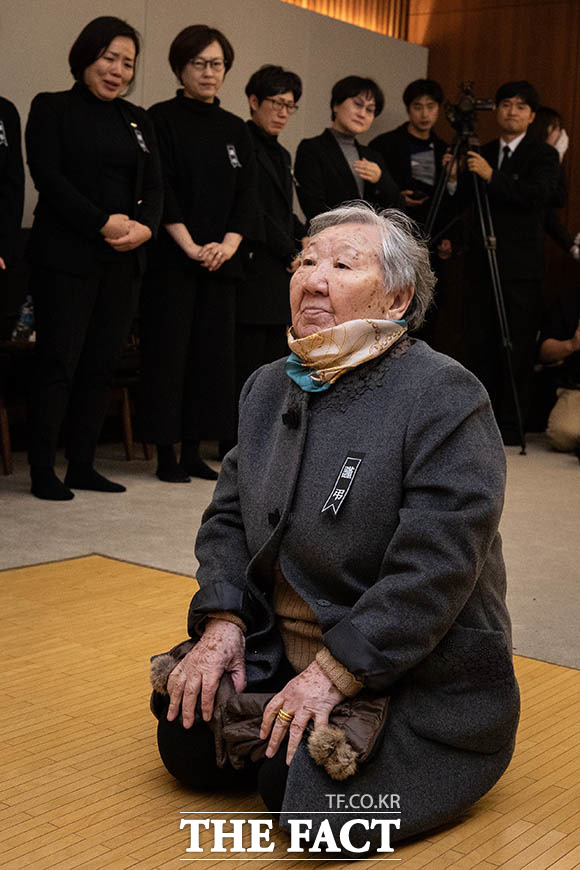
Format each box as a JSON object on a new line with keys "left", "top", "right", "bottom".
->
{"left": 472, "top": 175, "right": 527, "bottom": 453}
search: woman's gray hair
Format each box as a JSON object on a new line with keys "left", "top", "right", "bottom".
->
{"left": 307, "top": 202, "right": 436, "bottom": 331}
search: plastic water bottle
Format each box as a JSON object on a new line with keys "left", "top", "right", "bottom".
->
{"left": 11, "top": 294, "right": 36, "bottom": 342}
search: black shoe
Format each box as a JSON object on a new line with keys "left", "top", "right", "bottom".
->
{"left": 65, "top": 463, "right": 126, "bottom": 492}
{"left": 156, "top": 461, "right": 191, "bottom": 483}
{"left": 31, "top": 467, "right": 74, "bottom": 501}
{"left": 181, "top": 457, "right": 218, "bottom": 481}
{"left": 575, "top": 446, "right": 580, "bottom": 463}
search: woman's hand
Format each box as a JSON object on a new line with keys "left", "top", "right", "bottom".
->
{"left": 100, "top": 213, "right": 131, "bottom": 240}
{"left": 105, "top": 220, "right": 152, "bottom": 252}
{"left": 0, "top": 256, "right": 5, "bottom": 271}
{"left": 199, "top": 241, "right": 235, "bottom": 271}
{"left": 166, "top": 619, "right": 246, "bottom": 728}
{"left": 353, "top": 158, "right": 382, "bottom": 185}
{"left": 199, "top": 231, "right": 242, "bottom": 272}
{"left": 260, "top": 660, "right": 346, "bottom": 765}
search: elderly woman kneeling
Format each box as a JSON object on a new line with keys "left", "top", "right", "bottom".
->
{"left": 151, "top": 203, "right": 519, "bottom": 855}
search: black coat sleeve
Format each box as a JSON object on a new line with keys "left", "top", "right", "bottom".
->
{"left": 364, "top": 147, "right": 401, "bottom": 208}
{"left": 132, "top": 109, "right": 163, "bottom": 237}
{"left": 148, "top": 104, "right": 184, "bottom": 226}
{"left": 294, "top": 139, "right": 332, "bottom": 221}
{"left": 0, "top": 99, "right": 25, "bottom": 262}
{"left": 226, "top": 123, "right": 257, "bottom": 238}
{"left": 25, "top": 93, "right": 108, "bottom": 238}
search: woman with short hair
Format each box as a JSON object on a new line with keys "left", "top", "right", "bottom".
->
{"left": 139, "top": 25, "right": 256, "bottom": 482}
{"left": 26, "top": 16, "right": 162, "bottom": 500}
{"left": 295, "top": 76, "right": 400, "bottom": 222}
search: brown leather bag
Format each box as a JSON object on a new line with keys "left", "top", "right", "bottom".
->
{"left": 150, "top": 639, "right": 389, "bottom": 781}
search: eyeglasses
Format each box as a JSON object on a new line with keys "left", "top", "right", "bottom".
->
{"left": 264, "top": 97, "right": 299, "bottom": 115}
{"left": 352, "top": 98, "right": 376, "bottom": 117}
{"left": 190, "top": 58, "right": 225, "bottom": 72}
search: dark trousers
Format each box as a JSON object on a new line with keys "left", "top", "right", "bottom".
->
{"left": 464, "top": 276, "right": 542, "bottom": 435}
{"left": 139, "top": 265, "right": 237, "bottom": 444}
{"left": 155, "top": 658, "right": 295, "bottom": 810}
{"left": 236, "top": 323, "right": 289, "bottom": 397}
{"left": 28, "top": 259, "right": 139, "bottom": 467}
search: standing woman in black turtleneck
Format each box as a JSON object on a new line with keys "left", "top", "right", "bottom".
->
{"left": 25, "top": 16, "right": 162, "bottom": 500}
{"left": 140, "top": 26, "right": 256, "bottom": 482}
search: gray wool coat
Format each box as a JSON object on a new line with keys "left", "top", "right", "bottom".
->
{"left": 189, "top": 339, "right": 520, "bottom": 853}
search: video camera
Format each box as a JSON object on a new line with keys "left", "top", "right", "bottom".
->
{"left": 445, "top": 81, "right": 495, "bottom": 137}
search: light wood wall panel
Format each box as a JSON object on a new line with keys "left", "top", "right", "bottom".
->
{"left": 282, "top": 0, "right": 409, "bottom": 38}
{"left": 407, "top": 0, "right": 580, "bottom": 293}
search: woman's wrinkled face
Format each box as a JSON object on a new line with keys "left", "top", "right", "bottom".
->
{"left": 180, "top": 40, "right": 225, "bottom": 102}
{"left": 290, "top": 224, "right": 411, "bottom": 338}
{"left": 83, "top": 36, "right": 136, "bottom": 101}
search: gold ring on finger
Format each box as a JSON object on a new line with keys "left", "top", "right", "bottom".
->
{"left": 277, "top": 708, "right": 294, "bottom": 724}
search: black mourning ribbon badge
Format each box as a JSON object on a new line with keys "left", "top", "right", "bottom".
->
{"left": 321, "top": 453, "right": 365, "bottom": 517}
{"left": 227, "top": 144, "right": 242, "bottom": 168}
{"left": 130, "top": 121, "right": 149, "bottom": 153}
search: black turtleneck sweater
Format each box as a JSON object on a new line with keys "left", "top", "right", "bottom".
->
{"left": 148, "top": 91, "right": 256, "bottom": 269}
{"left": 25, "top": 82, "right": 162, "bottom": 274}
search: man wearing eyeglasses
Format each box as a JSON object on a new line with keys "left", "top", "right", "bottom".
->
{"left": 236, "top": 65, "right": 306, "bottom": 395}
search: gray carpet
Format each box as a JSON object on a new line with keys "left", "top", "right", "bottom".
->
{"left": 1, "top": 434, "right": 579, "bottom": 669}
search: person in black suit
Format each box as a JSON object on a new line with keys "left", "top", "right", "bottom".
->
{"left": 370, "top": 79, "right": 447, "bottom": 227}
{"left": 458, "top": 80, "right": 560, "bottom": 443}
{"left": 0, "top": 96, "right": 24, "bottom": 273}
{"left": 25, "top": 16, "right": 162, "bottom": 500}
{"left": 139, "top": 26, "right": 256, "bottom": 483}
{"left": 294, "top": 76, "right": 399, "bottom": 222}
{"left": 236, "top": 65, "right": 305, "bottom": 396}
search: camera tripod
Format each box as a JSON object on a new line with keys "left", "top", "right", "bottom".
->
{"left": 424, "top": 129, "right": 527, "bottom": 455}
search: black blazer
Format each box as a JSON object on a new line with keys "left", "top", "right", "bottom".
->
{"left": 462, "top": 134, "right": 560, "bottom": 281}
{"left": 0, "top": 96, "right": 25, "bottom": 265}
{"left": 25, "top": 84, "right": 162, "bottom": 275}
{"left": 238, "top": 121, "right": 304, "bottom": 325}
{"left": 294, "top": 128, "right": 400, "bottom": 222}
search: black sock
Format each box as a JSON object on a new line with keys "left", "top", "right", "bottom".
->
{"left": 30, "top": 467, "right": 74, "bottom": 501}
{"left": 65, "top": 462, "right": 126, "bottom": 493}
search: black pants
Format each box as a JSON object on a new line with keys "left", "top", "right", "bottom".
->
{"left": 28, "top": 258, "right": 139, "bottom": 467}
{"left": 155, "top": 658, "right": 296, "bottom": 811}
{"left": 139, "top": 265, "right": 237, "bottom": 444}
{"left": 464, "top": 276, "right": 542, "bottom": 435}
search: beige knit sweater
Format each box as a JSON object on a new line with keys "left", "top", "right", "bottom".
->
{"left": 208, "top": 564, "right": 363, "bottom": 697}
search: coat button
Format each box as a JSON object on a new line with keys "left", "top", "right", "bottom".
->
{"left": 268, "top": 509, "right": 281, "bottom": 528}
{"left": 317, "top": 599, "right": 331, "bottom": 607}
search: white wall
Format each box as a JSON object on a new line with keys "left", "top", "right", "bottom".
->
{"left": 0, "top": 0, "right": 427, "bottom": 224}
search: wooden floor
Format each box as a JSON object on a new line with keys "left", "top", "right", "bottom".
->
{"left": 1, "top": 556, "right": 579, "bottom": 870}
